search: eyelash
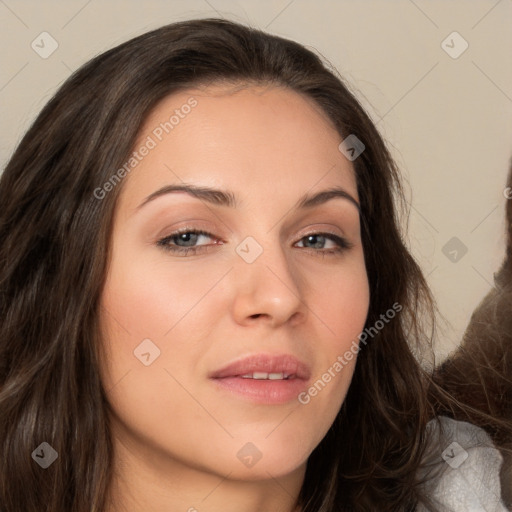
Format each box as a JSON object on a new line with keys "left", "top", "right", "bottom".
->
{"left": 156, "top": 228, "right": 354, "bottom": 258}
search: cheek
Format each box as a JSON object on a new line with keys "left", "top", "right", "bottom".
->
{"left": 101, "top": 247, "right": 222, "bottom": 341}
{"left": 315, "top": 256, "right": 370, "bottom": 346}
{"left": 318, "top": 280, "right": 369, "bottom": 336}
{"left": 98, "top": 245, "right": 214, "bottom": 393}
{"left": 303, "top": 256, "right": 369, "bottom": 407}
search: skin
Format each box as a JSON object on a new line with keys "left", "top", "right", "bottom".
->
{"left": 99, "top": 83, "right": 370, "bottom": 512}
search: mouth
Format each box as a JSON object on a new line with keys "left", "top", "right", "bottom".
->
{"left": 240, "top": 372, "right": 293, "bottom": 380}
{"left": 209, "top": 353, "right": 311, "bottom": 404}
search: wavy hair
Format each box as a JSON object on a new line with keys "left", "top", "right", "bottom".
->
{"left": 0, "top": 17, "right": 510, "bottom": 511}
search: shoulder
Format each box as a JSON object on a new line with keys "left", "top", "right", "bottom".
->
{"left": 416, "top": 415, "right": 508, "bottom": 512}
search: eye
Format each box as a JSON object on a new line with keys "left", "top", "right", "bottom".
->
{"left": 295, "top": 232, "right": 354, "bottom": 257}
{"left": 156, "top": 229, "right": 219, "bottom": 256}
{"left": 156, "top": 228, "right": 354, "bottom": 257}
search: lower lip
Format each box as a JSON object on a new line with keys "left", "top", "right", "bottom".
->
{"left": 210, "top": 376, "right": 308, "bottom": 404}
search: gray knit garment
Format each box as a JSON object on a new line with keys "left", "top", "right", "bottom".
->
{"left": 416, "top": 416, "right": 508, "bottom": 511}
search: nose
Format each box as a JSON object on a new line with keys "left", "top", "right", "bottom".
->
{"left": 230, "top": 238, "right": 307, "bottom": 328}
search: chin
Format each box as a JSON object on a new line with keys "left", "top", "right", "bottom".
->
{"left": 225, "top": 456, "right": 307, "bottom": 482}
{"left": 185, "top": 440, "right": 310, "bottom": 482}
{"left": 233, "top": 439, "right": 311, "bottom": 479}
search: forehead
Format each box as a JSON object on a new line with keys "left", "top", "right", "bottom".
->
{"left": 121, "top": 83, "right": 358, "bottom": 212}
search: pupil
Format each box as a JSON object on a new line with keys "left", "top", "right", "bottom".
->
{"left": 308, "top": 235, "right": 322, "bottom": 248}
{"left": 179, "top": 233, "right": 196, "bottom": 246}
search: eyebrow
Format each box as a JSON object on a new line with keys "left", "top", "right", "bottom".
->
{"left": 136, "top": 183, "right": 360, "bottom": 213}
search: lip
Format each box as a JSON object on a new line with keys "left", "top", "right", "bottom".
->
{"left": 209, "top": 353, "right": 311, "bottom": 380}
{"left": 209, "top": 353, "right": 311, "bottom": 405}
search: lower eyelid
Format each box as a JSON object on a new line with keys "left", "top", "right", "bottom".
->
{"left": 157, "top": 230, "right": 353, "bottom": 254}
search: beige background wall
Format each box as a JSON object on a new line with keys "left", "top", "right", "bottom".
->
{"left": 1, "top": 0, "right": 511, "bottom": 363}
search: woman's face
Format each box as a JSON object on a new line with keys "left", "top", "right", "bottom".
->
{"left": 99, "top": 83, "right": 370, "bottom": 482}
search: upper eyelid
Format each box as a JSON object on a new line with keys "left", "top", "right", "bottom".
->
{"left": 159, "top": 227, "right": 351, "bottom": 245}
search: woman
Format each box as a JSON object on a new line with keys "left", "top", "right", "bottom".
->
{"left": 0, "top": 18, "right": 510, "bottom": 511}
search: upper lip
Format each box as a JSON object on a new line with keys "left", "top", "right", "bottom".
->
{"left": 209, "top": 353, "right": 311, "bottom": 380}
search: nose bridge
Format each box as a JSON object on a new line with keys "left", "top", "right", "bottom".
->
{"left": 231, "top": 230, "right": 306, "bottom": 324}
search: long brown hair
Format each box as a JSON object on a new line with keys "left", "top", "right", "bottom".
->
{"left": 0, "top": 18, "right": 510, "bottom": 511}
